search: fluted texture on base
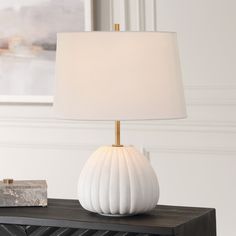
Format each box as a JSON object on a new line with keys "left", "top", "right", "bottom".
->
{"left": 78, "top": 146, "right": 159, "bottom": 215}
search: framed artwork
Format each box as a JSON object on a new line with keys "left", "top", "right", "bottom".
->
{"left": 0, "top": 0, "right": 92, "bottom": 104}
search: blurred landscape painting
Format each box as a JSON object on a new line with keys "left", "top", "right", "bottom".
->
{"left": 0, "top": 0, "right": 84, "bottom": 97}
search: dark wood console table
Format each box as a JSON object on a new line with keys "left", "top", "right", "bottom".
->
{"left": 0, "top": 198, "right": 216, "bottom": 236}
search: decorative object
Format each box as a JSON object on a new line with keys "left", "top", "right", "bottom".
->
{"left": 0, "top": 0, "right": 84, "bottom": 103}
{"left": 54, "top": 26, "right": 186, "bottom": 216}
{"left": 0, "top": 198, "right": 217, "bottom": 236}
{"left": 0, "top": 179, "right": 47, "bottom": 207}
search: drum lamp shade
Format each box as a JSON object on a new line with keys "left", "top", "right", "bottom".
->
{"left": 54, "top": 32, "right": 186, "bottom": 120}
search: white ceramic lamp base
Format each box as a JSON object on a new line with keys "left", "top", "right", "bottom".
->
{"left": 78, "top": 146, "right": 159, "bottom": 216}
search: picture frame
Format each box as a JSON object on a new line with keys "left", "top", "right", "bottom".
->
{"left": 0, "top": 0, "right": 93, "bottom": 104}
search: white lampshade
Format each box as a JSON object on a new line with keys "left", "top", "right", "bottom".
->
{"left": 54, "top": 32, "right": 186, "bottom": 120}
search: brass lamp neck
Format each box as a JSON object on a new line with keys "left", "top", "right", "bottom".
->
{"left": 114, "top": 24, "right": 120, "bottom": 32}
{"left": 112, "top": 25, "right": 122, "bottom": 147}
{"left": 112, "top": 120, "right": 123, "bottom": 147}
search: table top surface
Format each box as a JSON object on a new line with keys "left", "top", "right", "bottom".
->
{"left": 0, "top": 198, "right": 216, "bottom": 235}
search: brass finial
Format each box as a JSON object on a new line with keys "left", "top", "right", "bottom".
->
{"left": 114, "top": 24, "right": 120, "bottom": 32}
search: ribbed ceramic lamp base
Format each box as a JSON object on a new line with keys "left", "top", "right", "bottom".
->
{"left": 78, "top": 146, "right": 159, "bottom": 216}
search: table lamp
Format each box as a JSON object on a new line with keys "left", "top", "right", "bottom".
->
{"left": 53, "top": 25, "right": 186, "bottom": 216}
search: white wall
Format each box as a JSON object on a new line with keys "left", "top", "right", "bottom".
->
{"left": 0, "top": 0, "right": 236, "bottom": 235}
{"left": 104, "top": 1, "right": 236, "bottom": 235}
